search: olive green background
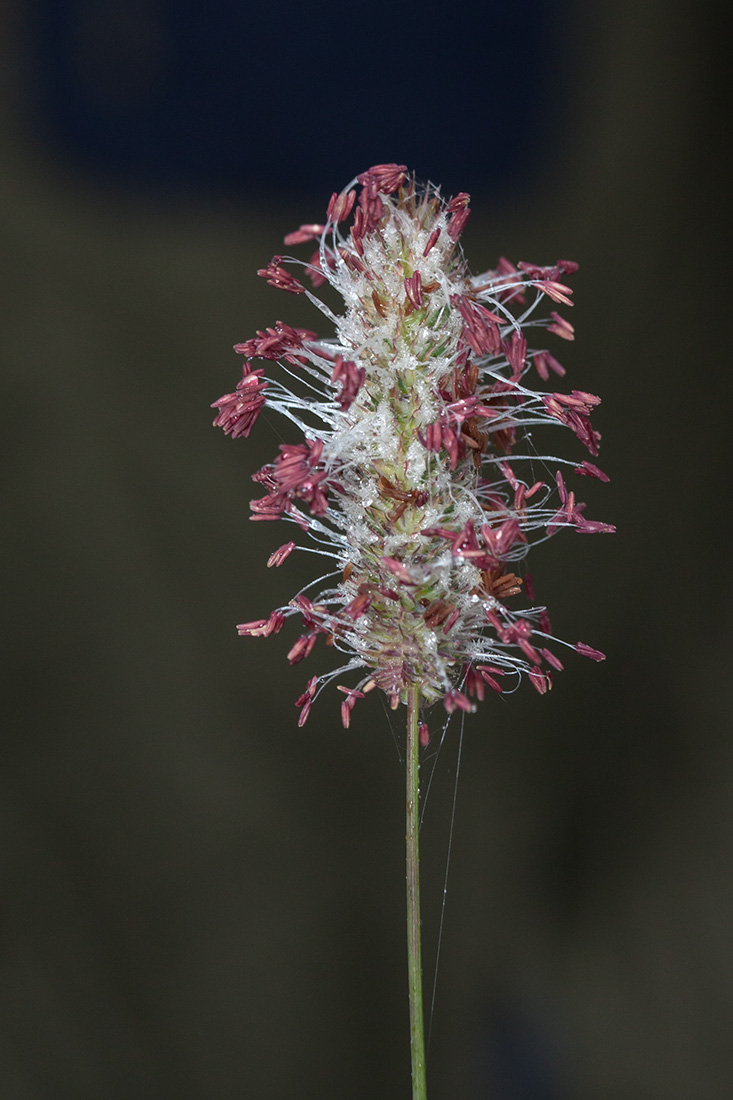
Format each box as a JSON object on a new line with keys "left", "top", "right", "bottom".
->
{"left": 2, "top": 2, "right": 731, "bottom": 1097}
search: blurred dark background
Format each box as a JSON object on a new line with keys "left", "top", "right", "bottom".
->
{"left": 1, "top": 1, "right": 731, "bottom": 1097}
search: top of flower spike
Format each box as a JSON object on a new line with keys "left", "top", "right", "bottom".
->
{"left": 213, "top": 164, "right": 612, "bottom": 731}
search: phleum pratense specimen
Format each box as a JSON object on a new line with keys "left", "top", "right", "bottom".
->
{"left": 212, "top": 164, "right": 612, "bottom": 1097}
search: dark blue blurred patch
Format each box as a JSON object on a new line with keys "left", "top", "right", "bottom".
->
{"left": 25, "top": 0, "right": 570, "bottom": 200}
{"left": 480, "top": 993, "right": 563, "bottom": 1100}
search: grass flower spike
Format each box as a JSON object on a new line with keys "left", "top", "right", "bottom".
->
{"left": 213, "top": 164, "right": 612, "bottom": 1100}
{"left": 213, "top": 164, "right": 612, "bottom": 730}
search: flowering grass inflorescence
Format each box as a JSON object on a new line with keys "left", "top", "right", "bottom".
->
{"left": 213, "top": 164, "right": 613, "bottom": 732}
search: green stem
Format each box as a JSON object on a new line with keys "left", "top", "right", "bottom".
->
{"left": 406, "top": 684, "right": 427, "bottom": 1099}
